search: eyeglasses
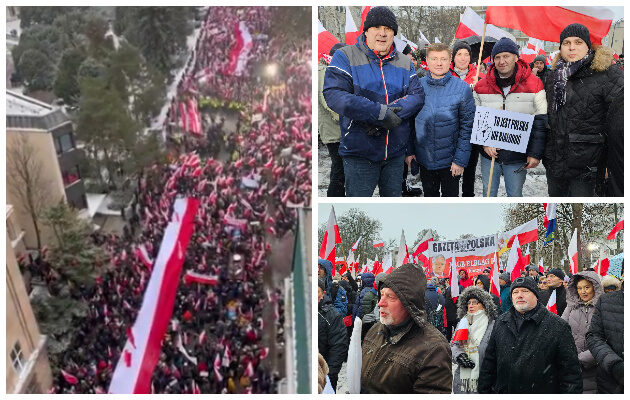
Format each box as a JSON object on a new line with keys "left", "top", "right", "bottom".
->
{"left": 428, "top": 57, "right": 450, "bottom": 63}
{"left": 467, "top": 300, "right": 480, "bottom": 306}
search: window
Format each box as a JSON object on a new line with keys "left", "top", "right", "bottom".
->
{"left": 55, "top": 133, "right": 74, "bottom": 154}
{"left": 10, "top": 341, "right": 24, "bottom": 373}
{"left": 62, "top": 165, "right": 81, "bottom": 186}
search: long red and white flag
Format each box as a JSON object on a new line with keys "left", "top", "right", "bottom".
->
{"left": 490, "top": 252, "right": 501, "bottom": 300}
{"left": 455, "top": 6, "right": 516, "bottom": 41}
{"left": 412, "top": 237, "right": 433, "bottom": 267}
{"left": 568, "top": 228, "right": 579, "bottom": 275}
{"left": 344, "top": 6, "right": 360, "bottom": 45}
{"left": 546, "top": 289, "right": 557, "bottom": 314}
{"left": 538, "top": 258, "right": 545, "bottom": 274}
{"left": 319, "top": 206, "right": 341, "bottom": 271}
{"left": 226, "top": 21, "right": 253, "bottom": 76}
{"left": 394, "top": 230, "right": 409, "bottom": 268}
{"left": 506, "top": 235, "right": 526, "bottom": 282}
{"left": 318, "top": 19, "right": 340, "bottom": 61}
{"left": 501, "top": 218, "right": 539, "bottom": 252}
{"left": 485, "top": 6, "right": 614, "bottom": 45}
{"left": 452, "top": 317, "right": 469, "bottom": 342}
{"left": 183, "top": 271, "right": 218, "bottom": 286}
{"left": 350, "top": 236, "right": 362, "bottom": 252}
{"left": 607, "top": 216, "right": 624, "bottom": 240}
{"left": 450, "top": 257, "right": 459, "bottom": 300}
{"left": 523, "top": 244, "right": 531, "bottom": 266}
{"left": 109, "top": 198, "right": 199, "bottom": 394}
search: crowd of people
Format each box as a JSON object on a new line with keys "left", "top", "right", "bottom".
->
{"left": 320, "top": 6, "right": 624, "bottom": 197}
{"left": 26, "top": 6, "right": 311, "bottom": 394}
{"left": 318, "top": 257, "right": 624, "bottom": 394}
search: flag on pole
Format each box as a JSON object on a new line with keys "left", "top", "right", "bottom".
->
{"left": 485, "top": 6, "right": 614, "bottom": 46}
{"left": 449, "top": 257, "right": 459, "bottom": 300}
{"left": 499, "top": 217, "right": 539, "bottom": 255}
{"left": 546, "top": 289, "right": 557, "bottom": 314}
{"left": 344, "top": 6, "right": 360, "bottom": 45}
{"left": 395, "top": 230, "right": 409, "bottom": 268}
{"left": 372, "top": 239, "right": 384, "bottom": 248}
{"left": 319, "top": 206, "right": 342, "bottom": 271}
{"left": 383, "top": 254, "right": 393, "bottom": 274}
{"left": 490, "top": 252, "right": 501, "bottom": 300}
{"left": 183, "top": 271, "right": 219, "bottom": 286}
{"left": 596, "top": 258, "right": 610, "bottom": 277}
{"left": 543, "top": 203, "right": 557, "bottom": 245}
{"left": 412, "top": 237, "right": 433, "bottom": 267}
{"left": 358, "top": 6, "right": 371, "bottom": 32}
{"left": 455, "top": 6, "right": 516, "bottom": 41}
{"left": 538, "top": 258, "right": 545, "bottom": 274}
{"left": 607, "top": 216, "right": 624, "bottom": 240}
{"left": 350, "top": 236, "right": 362, "bottom": 252}
{"left": 520, "top": 37, "right": 546, "bottom": 64}
{"left": 506, "top": 235, "right": 526, "bottom": 282}
{"left": 452, "top": 317, "right": 469, "bottom": 342}
{"left": 524, "top": 245, "right": 531, "bottom": 266}
{"left": 568, "top": 228, "right": 579, "bottom": 274}
{"left": 418, "top": 30, "right": 430, "bottom": 46}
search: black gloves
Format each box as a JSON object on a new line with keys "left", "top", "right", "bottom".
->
{"left": 456, "top": 353, "right": 476, "bottom": 369}
{"left": 363, "top": 123, "right": 384, "bottom": 137}
{"left": 378, "top": 106, "right": 403, "bottom": 130}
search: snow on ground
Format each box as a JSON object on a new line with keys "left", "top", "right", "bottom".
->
{"left": 318, "top": 143, "right": 549, "bottom": 198}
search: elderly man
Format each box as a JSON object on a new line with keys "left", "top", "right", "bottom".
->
{"left": 473, "top": 37, "right": 547, "bottom": 197}
{"left": 478, "top": 277, "right": 582, "bottom": 393}
{"left": 323, "top": 6, "right": 424, "bottom": 197}
{"left": 361, "top": 263, "right": 451, "bottom": 393}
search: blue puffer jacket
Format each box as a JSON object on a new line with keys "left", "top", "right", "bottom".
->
{"left": 318, "top": 258, "right": 347, "bottom": 316}
{"left": 323, "top": 34, "right": 425, "bottom": 162}
{"left": 352, "top": 273, "right": 376, "bottom": 320}
{"left": 409, "top": 72, "right": 475, "bottom": 170}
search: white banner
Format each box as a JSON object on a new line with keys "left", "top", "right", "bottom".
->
{"left": 471, "top": 106, "right": 534, "bottom": 153}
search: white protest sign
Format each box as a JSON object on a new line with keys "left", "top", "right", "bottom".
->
{"left": 471, "top": 106, "right": 534, "bottom": 153}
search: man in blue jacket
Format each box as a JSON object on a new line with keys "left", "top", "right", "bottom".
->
{"left": 323, "top": 6, "right": 424, "bottom": 197}
{"left": 405, "top": 43, "right": 475, "bottom": 197}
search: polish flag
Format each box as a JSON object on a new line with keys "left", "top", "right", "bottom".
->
{"left": 342, "top": 250, "right": 354, "bottom": 276}
{"left": 412, "top": 237, "right": 433, "bottom": 267}
{"left": 523, "top": 245, "right": 531, "bottom": 266}
{"left": 418, "top": 30, "right": 430, "bottom": 46}
{"left": 183, "top": 271, "right": 218, "bottom": 286}
{"left": 350, "top": 236, "right": 362, "bottom": 252}
{"left": 538, "top": 258, "right": 545, "bottom": 274}
{"left": 596, "top": 258, "right": 610, "bottom": 277}
{"left": 109, "top": 198, "right": 199, "bottom": 394}
{"left": 187, "top": 98, "right": 202, "bottom": 136}
{"left": 501, "top": 218, "right": 539, "bottom": 253}
{"left": 319, "top": 206, "right": 342, "bottom": 272}
{"left": 521, "top": 37, "right": 546, "bottom": 64}
{"left": 222, "top": 344, "right": 231, "bottom": 367}
{"left": 318, "top": 20, "right": 340, "bottom": 60}
{"left": 213, "top": 353, "right": 223, "bottom": 382}
{"left": 179, "top": 102, "right": 188, "bottom": 132}
{"left": 490, "top": 252, "right": 501, "bottom": 300}
{"left": 372, "top": 259, "right": 383, "bottom": 276}
{"left": 61, "top": 369, "right": 79, "bottom": 385}
{"left": 383, "top": 254, "right": 393, "bottom": 274}
{"left": 452, "top": 317, "right": 469, "bottom": 342}
{"left": 607, "top": 216, "right": 624, "bottom": 240}
{"left": 449, "top": 257, "right": 459, "bottom": 300}
{"left": 506, "top": 235, "right": 526, "bottom": 282}
{"left": 485, "top": 6, "right": 614, "bottom": 46}
{"left": 568, "top": 228, "right": 579, "bottom": 275}
{"left": 226, "top": 21, "right": 253, "bottom": 76}
{"left": 395, "top": 230, "right": 409, "bottom": 268}
{"left": 372, "top": 239, "right": 384, "bottom": 248}
{"left": 546, "top": 289, "right": 557, "bottom": 314}
{"left": 244, "top": 361, "right": 254, "bottom": 377}
{"left": 344, "top": 6, "right": 360, "bottom": 45}
{"left": 358, "top": 6, "right": 371, "bottom": 32}
{"left": 455, "top": 6, "right": 516, "bottom": 41}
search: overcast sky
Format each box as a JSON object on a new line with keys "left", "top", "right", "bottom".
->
{"left": 318, "top": 203, "right": 510, "bottom": 244}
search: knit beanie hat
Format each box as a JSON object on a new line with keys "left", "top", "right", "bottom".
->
{"left": 547, "top": 268, "right": 566, "bottom": 281}
{"left": 560, "top": 23, "right": 591, "bottom": 49}
{"left": 510, "top": 276, "right": 539, "bottom": 298}
{"left": 499, "top": 272, "right": 511, "bottom": 285}
{"left": 491, "top": 37, "right": 520, "bottom": 58}
{"left": 363, "top": 6, "right": 398, "bottom": 35}
{"left": 533, "top": 54, "right": 546, "bottom": 64}
{"left": 452, "top": 41, "right": 472, "bottom": 63}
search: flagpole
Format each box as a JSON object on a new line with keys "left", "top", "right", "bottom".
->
{"left": 339, "top": 237, "right": 349, "bottom": 278}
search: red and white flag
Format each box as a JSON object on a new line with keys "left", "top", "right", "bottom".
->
{"left": 412, "top": 237, "right": 433, "bottom": 267}
{"left": 61, "top": 369, "right": 79, "bottom": 385}
{"left": 485, "top": 6, "right": 614, "bottom": 45}
{"left": 523, "top": 245, "right": 531, "bottom": 266}
{"left": 395, "top": 230, "right": 409, "bottom": 268}
{"left": 344, "top": 6, "right": 359, "bottom": 45}
{"left": 359, "top": 6, "right": 371, "bottom": 32}
{"left": 521, "top": 37, "right": 546, "bottom": 64}
{"left": 501, "top": 217, "right": 539, "bottom": 251}
{"left": 187, "top": 98, "right": 202, "bottom": 136}
{"left": 319, "top": 206, "right": 342, "bottom": 271}
{"left": 538, "top": 258, "right": 545, "bottom": 274}
{"left": 506, "top": 235, "right": 526, "bottom": 282}
{"left": 135, "top": 244, "right": 154, "bottom": 270}
{"left": 222, "top": 343, "right": 231, "bottom": 367}
{"left": 455, "top": 6, "right": 516, "bottom": 41}
{"left": 568, "top": 228, "right": 579, "bottom": 275}
{"left": 109, "top": 198, "right": 199, "bottom": 394}
{"left": 452, "top": 317, "right": 469, "bottom": 342}
{"left": 546, "top": 289, "right": 557, "bottom": 314}
{"left": 350, "top": 236, "right": 362, "bottom": 252}
{"left": 318, "top": 19, "right": 340, "bottom": 61}
{"left": 183, "top": 271, "right": 218, "bottom": 286}
{"left": 607, "top": 216, "right": 624, "bottom": 240}
{"left": 450, "top": 257, "right": 459, "bottom": 300}
{"left": 244, "top": 361, "right": 254, "bottom": 378}
{"left": 596, "top": 258, "right": 610, "bottom": 277}
{"left": 226, "top": 21, "right": 253, "bottom": 76}
{"left": 214, "top": 353, "right": 223, "bottom": 382}
{"left": 382, "top": 254, "right": 393, "bottom": 274}
{"left": 372, "top": 239, "right": 384, "bottom": 248}
{"left": 490, "top": 252, "right": 501, "bottom": 300}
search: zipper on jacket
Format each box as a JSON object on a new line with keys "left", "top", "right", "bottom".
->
{"left": 378, "top": 57, "right": 390, "bottom": 160}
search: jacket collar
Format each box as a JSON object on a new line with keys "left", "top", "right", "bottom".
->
{"left": 485, "top": 59, "right": 531, "bottom": 92}
{"left": 426, "top": 70, "right": 452, "bottom": 86}
{"left": 377, "top": 319, "right": 415, "bottom": 345}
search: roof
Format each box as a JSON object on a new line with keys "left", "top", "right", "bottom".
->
{"left": 6, "top": 90, "right": 71, "bottom": 131}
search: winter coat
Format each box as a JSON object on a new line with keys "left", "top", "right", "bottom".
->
{"left": 473, "top": 274, "right": 502, "bottom": 311}
{"left": 499, "top": 284, "right": 512, "bottom": 314}
{"left": 478, "top": 304, "right": 583, "bottom": 393}
{"left": 473, "top": 59, "right": 547, "bottom": 165}
{"left": 459, "top": 270, "right": 474, "bottom": 288}
{"left": 318, "top": 259, "right": 347, "bottom": 316}
{"left": 586, "top": 286, "right": 624, "bottom": 394}
{"left": 318, "top": 63, "right": 340, "bottom": 144}
{"left": 529, "top": 61, "right": 550, "bottom": 87}
{"left": 408, "top": 72, "right": 475, "bottom": 170}
{"left": 543, "top": 46, "right": 624, "bottom": 195}
{"left": 318, "top": 297, "right": 348, "bottom": 376}
{"left": 452, "top": 286, "right": 498, "bottom": 394}
{"left": 323, "top": 33, "right": 425, "bottom": 162}
{"left": 539, "top": 283, "right": 567, "bottom": 317}
{"left": 338, "top": 280, "right": 355, "bottom": 316}
{"left": 561, "top": 271, "right": 603, "bottom": 393}
{"left": 361, "top": 264, "right": 452, "bottom": 393}
{"left": 444, "top": 286, "right": 462, "bottom": 325}
{"left": 352, "top": 273, "right": 376, "bottom": 320}
{"left": 450, "top": 63, "right": 485, "bottom": 86}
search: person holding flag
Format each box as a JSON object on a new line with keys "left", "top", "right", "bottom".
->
{"left": 478, "top": 276, "right": 582, "bottom": 393}
{"left": 451, "top": 286, "right": 498, "bottom": 393}
{"left": 543, "top": 23, "right": 624, "bottom": 197}
{"left": 561, "top": 271, "right": 603, "bottom": 393}
{"left": 540, "top": 268, "right": 568, "bottom": 317}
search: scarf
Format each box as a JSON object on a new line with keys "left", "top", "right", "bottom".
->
{"left": 459, "top": 310, "right": 488, "bottom": 393}
{"left": 552, "top": 50, "right": 592, "bottom": 111}
{"left": 453, "top": 67, "right": 468, "bottom": 80}
{"left": 494, "top": 67, "right": 516, "bottom": 90}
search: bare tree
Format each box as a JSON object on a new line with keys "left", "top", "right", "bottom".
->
{"left": 6, "top": 135, "right": 50, "bottom": 250}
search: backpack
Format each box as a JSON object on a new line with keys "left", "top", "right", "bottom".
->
{"left": 425, "top": 294, "right": 446, "bottom": 336}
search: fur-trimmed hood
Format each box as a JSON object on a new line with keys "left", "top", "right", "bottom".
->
{"left": 551, "top": 45, "right": 615, "bottom": 72}
{"left": 456, "top": 286, "right": 498, "bottom": 320}
{"left": 566, "top": 270, "right": 603, "bottom": 306}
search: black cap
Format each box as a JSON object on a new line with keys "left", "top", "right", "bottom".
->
{"left": 510, "top": 276, "right": 539, "bottom": 298}
{"left": 452, "top": 41, "right": 472, "bottom": 63}
{"left": 491, "top": 37, "right": 520, "bottom": 59}
{"left": 547, "top": 268, "right": 565, "bottom": 281}
{"left": 363, "top": 6, "right": 398, "bottom": 35}
{"left": 560, "top": 23, "right": 591, "bottom": 49}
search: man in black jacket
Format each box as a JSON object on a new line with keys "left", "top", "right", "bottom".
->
{"left": 478, "top": 277, "right": 582, "bottom": 393}
{"left": 539, "top": 268, "right": 568, "bottom": 316}
{"left": 543, "top": 23, "right": 624, "bottom": 196}
{"left": 586, "top": 283, "right": 624, "bottom": 393}
{"left": 317, "top": 278, "right": 347, "bottom": 392}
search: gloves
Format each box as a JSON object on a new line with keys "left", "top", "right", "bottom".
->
{"left": 362, "top": 123, "right": 384, "bottom": 137}
{"left": 456, "top": 353, "right": 476, "bottom": 369}
{"left": 377, "top": 106, "right": 402, "bottom": 130}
